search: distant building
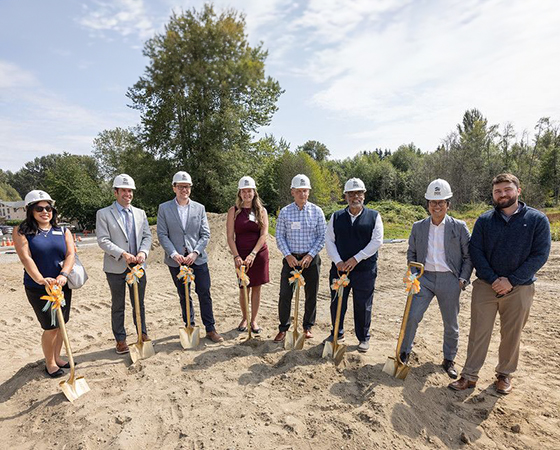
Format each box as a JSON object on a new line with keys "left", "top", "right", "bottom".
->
{"left": 0, "top": 200, "right": 26, "bottom": 221}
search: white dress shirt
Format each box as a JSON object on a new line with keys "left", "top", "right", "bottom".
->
{"left": 325, "top": 207, "right": 384, "bottom": 264}
{"left": 424, "top": 215, "right": 452, "bottom": 272}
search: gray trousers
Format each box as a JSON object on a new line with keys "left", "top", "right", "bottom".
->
{"left": 106, "top": 269, "right": 148, "bottom": 342}
{"left": 399, "top": 271, "right": 461, "bottom": 361}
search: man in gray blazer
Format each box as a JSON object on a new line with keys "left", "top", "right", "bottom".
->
{"left": 157, "top": 171, "right": 223, "bottom": 342}
{"left": 400, "top": 179, "right": 472, "bottom": 378}
{"left": 96, "top": 174, "right": 152, "bottom": 354}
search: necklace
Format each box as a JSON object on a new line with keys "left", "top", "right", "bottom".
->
{"left": 38, "top": 227, "right": 51, "bottom": 238}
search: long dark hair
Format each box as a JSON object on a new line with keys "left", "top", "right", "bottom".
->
{"left": 18, "top": 202, "right": 59, "bottom": 235}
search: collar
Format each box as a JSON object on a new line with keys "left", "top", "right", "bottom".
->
{"left": 115, "top": 202, "right": 131, "bottom": 213}
{"left": 430, "top": 214, "right": 447, "bottom": 227}
{"left": 346, "top": 206, "right": 364, "bottom": 218}
{"left": 291, "top": 201, "right": 308, "bottom": 211}
{"left": 175, "top": 197, "right": 190, "bottom": 208}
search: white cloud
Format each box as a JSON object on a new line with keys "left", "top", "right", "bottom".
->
{"left": 78, "top": 0, "right": 157, "bottom": 40}
{"left": 0, "top": 61, "right": 37, "bottom": 89}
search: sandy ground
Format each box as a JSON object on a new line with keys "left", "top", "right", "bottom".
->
{"left": 0, "top": 213, "right": 559, "bottom": 449}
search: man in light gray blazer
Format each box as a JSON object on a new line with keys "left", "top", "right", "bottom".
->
{"left": 96, "top": 174, "right": 152, "bottom": 354}
{"left": 400, "top": 179, "right": 472, "bottom": 378}
{"left": 157, "top": 171, "right": 223, "bottom": 343}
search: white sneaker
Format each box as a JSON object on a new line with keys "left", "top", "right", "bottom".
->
{"left": 357, "top": 341, "right": 369, "bottom": 353}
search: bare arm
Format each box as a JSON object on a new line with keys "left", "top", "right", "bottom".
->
{"left": 13, "top": 227, "right": 50, "bottom": 285}
{"left": 56, "top": 228, "right": 76, "bottom": 286}
{"left": 226, "top": 207, "right": 242, "bottom": 268}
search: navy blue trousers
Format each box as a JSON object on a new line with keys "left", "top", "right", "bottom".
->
{"left": 329, "top": 264, "right": 377, "bottom": 342}
{"left": 169, "top": 264, "right": 216, "bottom": 332}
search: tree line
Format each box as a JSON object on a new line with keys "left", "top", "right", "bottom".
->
{"left": 1, "top": 5, "right": 559, "bottom": 228}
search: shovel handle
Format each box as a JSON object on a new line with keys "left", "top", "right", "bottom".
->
{"left": 332, "top": 285, "right": 345, "bottom": 347}
{"left": 395, "top": 262, "right": 425, "bottom": 361}
{"left": 183, "top": 269, "right": 191, "bottom": 329}
{"left": 241, "top": 265, "right": 252, "bottom": 338}
{"left": 133, "top": 281, "right": 143, "bottom": 344}
{"left": 56, "top": 306, "right": 76, "bottom": 383}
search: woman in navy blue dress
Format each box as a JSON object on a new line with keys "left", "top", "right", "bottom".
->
{"left": 226, "top": 176, "right": 270, "bottom": 333}
{"left": 13, "top": 190, "right": 75, "bottom": 378}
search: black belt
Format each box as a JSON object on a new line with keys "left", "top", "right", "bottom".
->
{"left": 292, "top": 253, "right": 309, "bottom": 259}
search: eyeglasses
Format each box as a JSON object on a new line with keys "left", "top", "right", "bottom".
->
{"left": 34, "top": 205, "right": 53, "bottom": 213}
{"left": 428, "top": 200, "right": 447, "bottom": 207}
{"left": 347, "top": 191, "right": 365, "bottom": 197}
{"left": 175, "top": 185, "right": 191, "bottom": 190}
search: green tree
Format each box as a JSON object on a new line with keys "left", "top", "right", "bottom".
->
{"left": 297, "top": 140, "right": 331, "bottom": 162}
{"left": 43, "top": 154, "right": 112, "bottom": 229}
{"left": 0, "top": 182, "right": 21, "bottom": 201}
{"left": 10, "top": 154, "right": 63, "bottom": 198}
{"left": 126, "top": 4, "right": 283, "bottom": 211}
{"left": 539, "top": 126, "right": 560, "bottom": 205}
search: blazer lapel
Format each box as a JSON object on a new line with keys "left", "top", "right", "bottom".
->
{"left": 131, "top": 206, "right": 143, "bottom": 243}
{"left": 110, "top": 203, "right": 127, "bottom": 237}
{"left": 420, "top": 217, "right": 430, "bottom": 262}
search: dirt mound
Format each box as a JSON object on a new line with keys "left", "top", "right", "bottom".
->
{"left": 0, "top": 214, "right": 558, "bottom": 449}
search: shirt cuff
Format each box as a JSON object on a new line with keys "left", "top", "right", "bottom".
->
{"left": 170, "top": 251, "right": 179, "bottom": 259}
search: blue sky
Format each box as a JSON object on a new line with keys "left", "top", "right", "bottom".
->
{"left": 1, "top": 0, "right": 559, "bottom": 172}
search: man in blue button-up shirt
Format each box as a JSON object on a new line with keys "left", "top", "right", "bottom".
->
{"left": 274, "top": 174, "right": 326, "bottom": 342}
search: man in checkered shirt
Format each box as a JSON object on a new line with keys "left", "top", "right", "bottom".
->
{"left": 274, "top": 174, "right": 327, "bottom": 342}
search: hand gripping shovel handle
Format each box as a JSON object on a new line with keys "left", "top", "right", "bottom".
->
{"left": 56, "top": 307, "right": 76, "bottom": 383}
{"left": 394, "top": 262, "right": 424, "bottom": 362}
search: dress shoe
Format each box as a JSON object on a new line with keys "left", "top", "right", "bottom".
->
{"left": 58, "top": 361, "right": 76, "bottom": 369}
{"left": 142, "top": 333, "right": 150, "bottom": 341}
{"left": 274, "top": 331, "right": 286, "bottom": 342}
{"left": 45, "top": 367, "right": 65, "bottom": 378}
{"left": 303, "top": 328, "right": 313, "bottom": 339}
{"left": 206, "top": 331, "right": 224, "bottom": 343}
{"left": 399, "top": 352, "right": 409, "bottom": 364}
{"left": 442, "top": 359, "right": 458, "bottom": 379}
{"left": 448, "top": 377, "right": 476, "bottom": 391}
{"left": 494, "top": 375, "right": 512, "bottom": 394}
{"left": 116, "top": 340, "right": 130, "bottom": 354}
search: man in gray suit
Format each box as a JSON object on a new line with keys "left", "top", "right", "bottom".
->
{"left": 157, "top": 171, "right": 223, "bottom": 343}
{"left": 400, "top": 179, "right": 472, "bottom": 378}
{"left": 96, "top": 174, "right": 153, "bottom": 354}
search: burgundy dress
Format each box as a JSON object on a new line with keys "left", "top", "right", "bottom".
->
{"left": 234, "top": 207, "right": 269, "bottom": 287}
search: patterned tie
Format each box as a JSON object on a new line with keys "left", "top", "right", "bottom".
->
{"left": 124, "top": 209, "right": 137, "bottom": 255}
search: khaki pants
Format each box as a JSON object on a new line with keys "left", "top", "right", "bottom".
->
{"left": 461, "top": 279, "right": 534, "bottom": 382}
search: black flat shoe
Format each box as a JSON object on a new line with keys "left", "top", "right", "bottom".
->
{"left": 237, "top": 326, "right": 248, "bottom": 332}
{"left": 251, "top": 327, "right": 262, "bottom": 334}
{"left": 58, "top": 361, "right": 76, "bottom": 369}
{"left": 45, "top": 367, "right": 65, "bottom": 378}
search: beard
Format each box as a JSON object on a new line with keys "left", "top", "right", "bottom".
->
{"left": 494, "top": 195, "right": 517, "bottom": 209}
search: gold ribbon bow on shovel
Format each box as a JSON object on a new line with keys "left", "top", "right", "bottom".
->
{"left": 41, "top": 283, "right": 90, "bottom": 402}
{"left": 382, "top": 262, "right": 424, "bottom": 380}
{"left": 236, "top": 265, "right": 253, "bottom": 341}
{"left": 126, "top": 264, "right": 155, "bottom": 362}
{"left": 177, "top": 265, "right": 200, "bottom": 349}
{"left": 285, "top": 268, "right": 306, "bottom": 351}
{"left": 322, "top": 271, "right": 351, "bottom": 366}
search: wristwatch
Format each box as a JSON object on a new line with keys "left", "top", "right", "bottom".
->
{"left": 60, "top": 271, "right": 69, "bottom": 277}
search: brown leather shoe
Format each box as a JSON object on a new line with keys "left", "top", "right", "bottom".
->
{"left": 274, "top": 331, "right": 286, "bottom": 342}
{"left": 303, "top": 328, "right": 313, "bottom": 339}
{"left": 116, "top": 340, "right": 129, "bottom": 354}
{"left": 206, "top": 331, "right": 224, "bottom": 343}
{"left": 448, "top": 377, "right": 476, "bottom": 391}
{"left": 494, "top": 375, "right": 512, "bottom": 394}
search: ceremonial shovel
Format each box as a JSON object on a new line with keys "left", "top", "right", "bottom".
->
{"left": 238, "top": 265, "right": 253, "bottom": 341}
{"left": 128, "top": 265, "right": 155, "bottom": 362}
{"left": 285, "top": 268, "right": 305, "bottom": 351}
{"left": 322, "top": 271, "right": 350, "bottom": 366}
{"left": 178, "top": 265, "right": 200, "bottom": 349}
{"left": 48, "top": 286, "right": 90, "bottom": 402}
{"left": 382, "top": 262, "right": 424, "bottom": 380}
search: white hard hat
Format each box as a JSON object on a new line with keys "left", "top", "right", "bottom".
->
{"left": 291, "top": 174, "right": 312, "bottom": 189}
{"left": 344, "top": 178, "right": 366, "bottom": 193}
{"left": 172, "top": 171, "right": 193, "bottom": 186}
{"left": 238, "top": 176, "right": 256, "bottom": 190}
{"left": 113, "top": 174, "right": 136, "bottom": 190}
{"left": 425, "top": 179, "right": 453, "bottom": 200}
{"left": 24, "top": 190, "right": 54, "bottom": 207}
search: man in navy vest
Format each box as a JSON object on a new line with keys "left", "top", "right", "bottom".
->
{"left": 324, "top": 178, "right": 383, "bottom": 352}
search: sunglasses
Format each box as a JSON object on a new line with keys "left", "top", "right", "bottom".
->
{"left": 34, "top": 205, "right": 53, "bottom": 213}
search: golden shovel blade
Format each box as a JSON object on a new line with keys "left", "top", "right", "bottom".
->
{"left": 322, "top": 342, "right": 347, "bottom": 366}
{"left": 382, "top": 356, "right": 411, "bottom": 380}
{"left": 60, "top": 376, "right": 90, "bottom": 403}
{"left": 179, "top": 326, "right": 200, "bottom": 349}
{"left": 284, "top": 330, "right": 296, "bottom": 350}
{"left": 130, "top": 338, "right": 155, "bottom": 363}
